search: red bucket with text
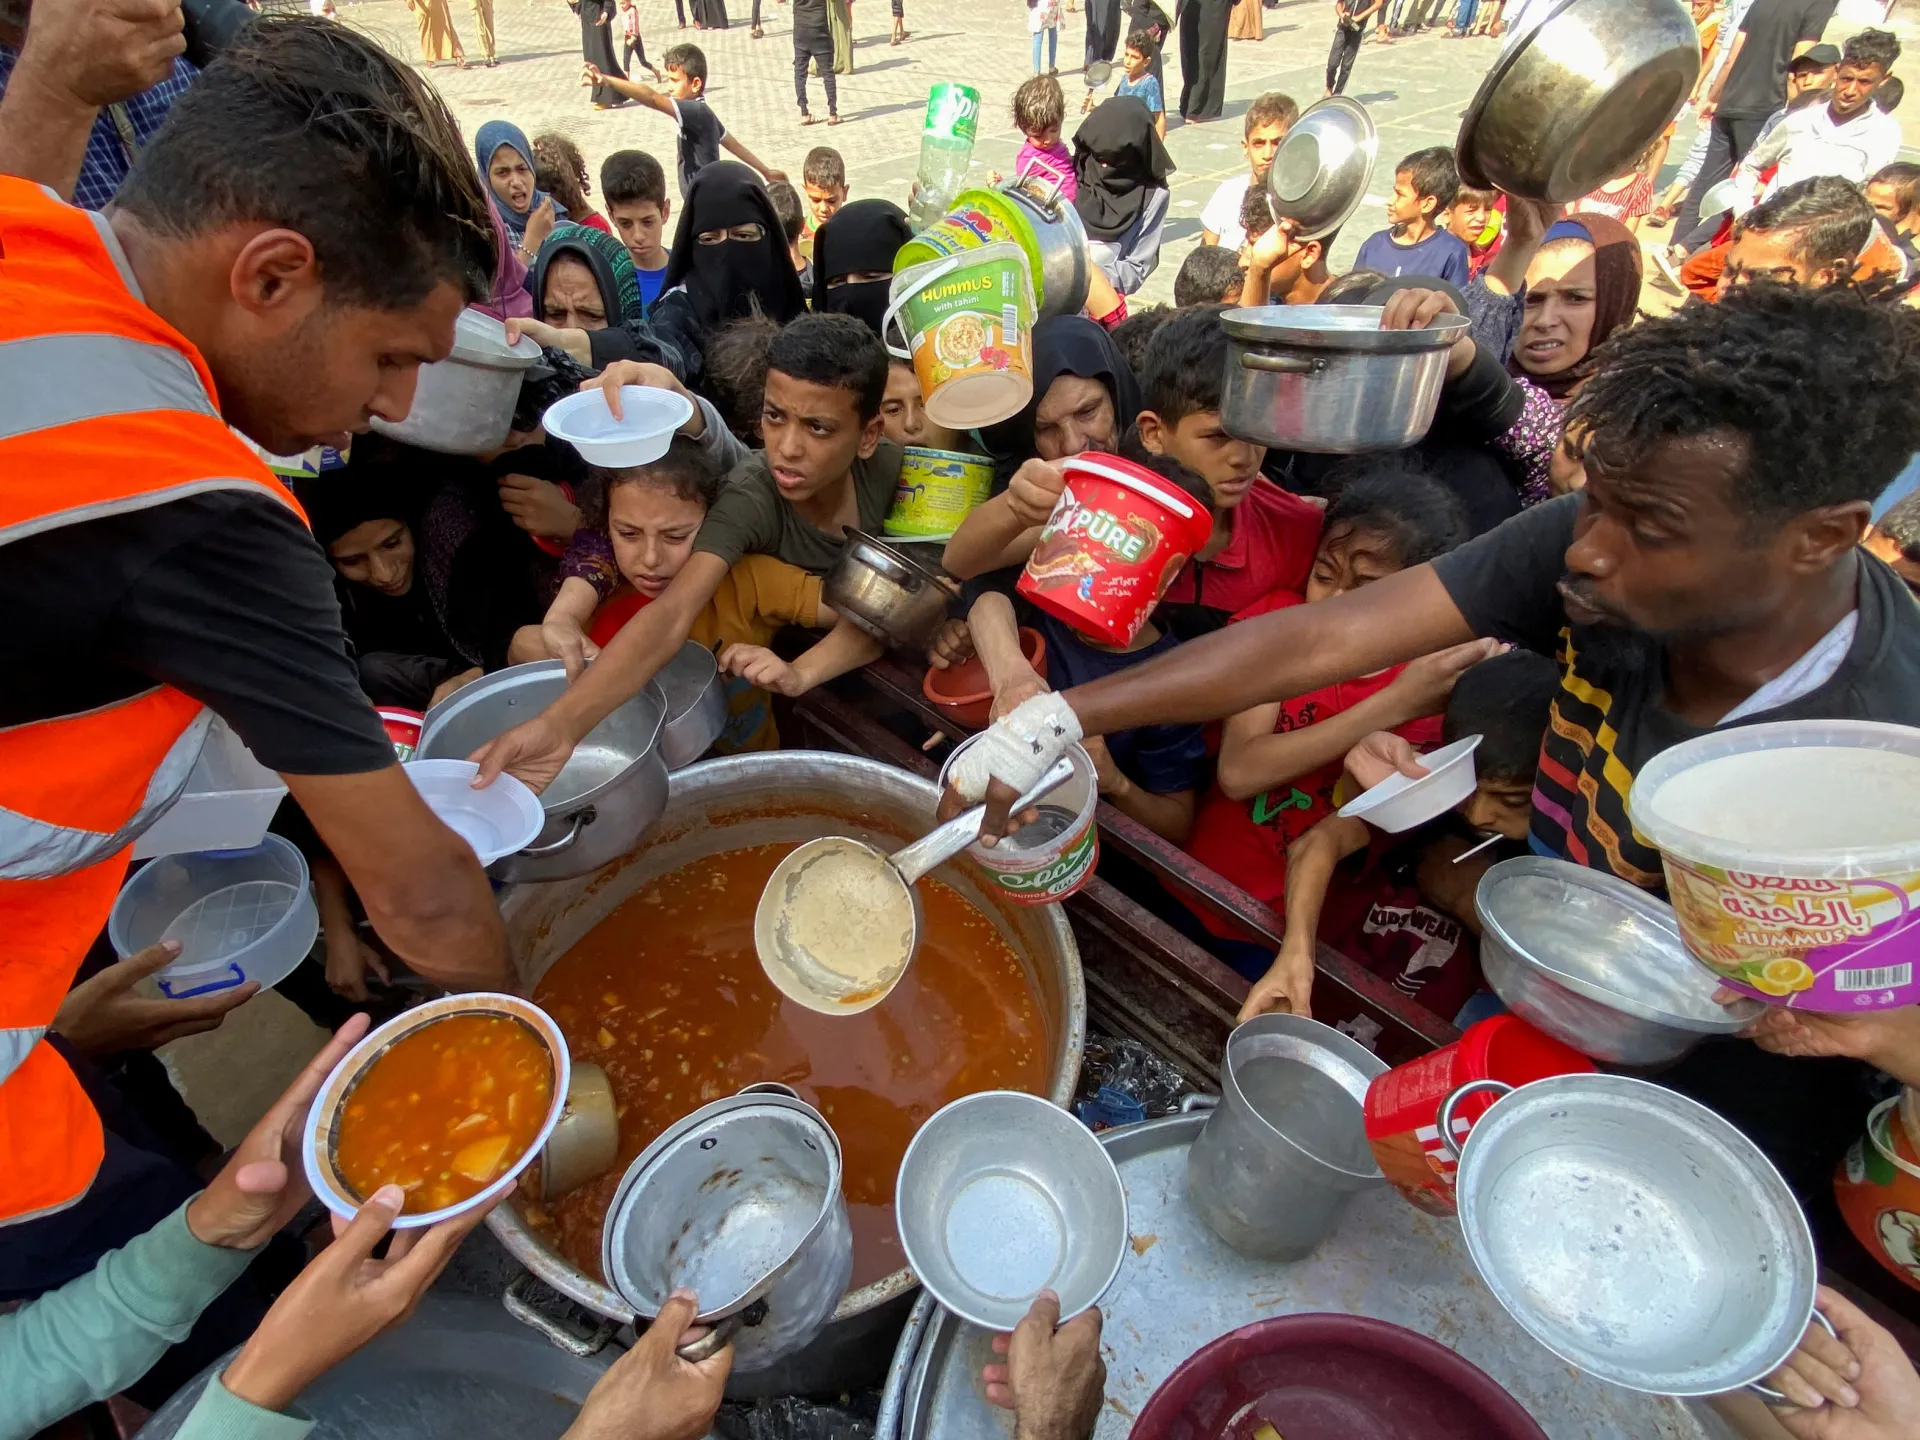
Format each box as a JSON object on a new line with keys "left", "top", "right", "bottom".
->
{"left": 1015, "top": 452, "right": 1213, "bottom": 648}
{"left": 1363, "top": 1016, "right": 1594, "bottom": 1215}
{"left": 378, "top": 708, "right": 424, "bottom": 763}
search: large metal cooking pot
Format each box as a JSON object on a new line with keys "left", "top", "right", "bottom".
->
{"left": 1219, "top": 305, "right": 1469, "bottom": 454}
{"left": 998, "top": 167, "right": 1091, "bottom": 319}
{"left": 370, "top": 308, "right": 544, "bottom": 455}
{"left": 417, "top": 661, "right": 668, "bottom": 883}
{"left": 1456, "top": 0, "right": 1700, "bottom": 203}
{"left": 489, "top": 751, "right": 1086, "bottom": 1397}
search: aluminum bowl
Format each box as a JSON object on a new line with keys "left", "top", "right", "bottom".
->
{"left": 1263, "top": 95, "right": 1378, "bottom": 242}
{"left": 895, "top": 1090, "right": 1127, "bottom": 1332}
{"left": 1451, "top": 1074, "right": 1817, "bottom": 1397}
{"left": 823, "top": 529, "right": 955, "bottom": 652}
{"left": 1456, "top": 0, "right": 1700, "bottom": 202}
{"left": 655, "top": 640, "right": 727, "bottom": 768}
{"left": 1475, "top": 856, "right": 1763, "bottom": 1067}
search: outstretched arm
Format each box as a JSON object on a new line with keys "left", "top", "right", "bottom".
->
{"left": 720, "top": 133, "right": 788, "bottom": 184}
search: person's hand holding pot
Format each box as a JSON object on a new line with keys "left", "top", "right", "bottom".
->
{"left": 1379, "top": 286, "right": 1475, "bottom": 381}
{"left": 53, "top": 940, "right": 259, "bottom": 1056}
{"left": 981, "top": 1291, "right": 1106, "bottom": 1440}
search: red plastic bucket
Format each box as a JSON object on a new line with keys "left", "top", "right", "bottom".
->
{"left": 377, "top": 708, "right": 425, "bottom": 762}
{"left": 1015, "top": 452, "right": 1213, "bottom": 647}
{"left": 1363, "top": 1016, "right": 1593, "bottom": 1216}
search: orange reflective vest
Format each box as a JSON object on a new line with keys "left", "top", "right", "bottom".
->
{"left": 0, "top": 178, "right": 307, "bottom": 1227}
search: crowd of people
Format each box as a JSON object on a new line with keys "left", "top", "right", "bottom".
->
{"left": 5, "top": 0, "right": 1920, "bottom": 1435}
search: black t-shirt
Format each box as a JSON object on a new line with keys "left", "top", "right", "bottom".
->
{"left": 0, "top": 492, "right": 397, "bottom": 775}
{"left": 671, "top": 98, "right": 726, "bottom": 199}
{"left": 1432, "top": 494, "right": 1920, "bottom": 887}
{"left": 1717, "top": 0, "right": 1838, "bottom": 119}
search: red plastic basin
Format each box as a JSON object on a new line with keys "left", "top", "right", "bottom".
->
{"left": 921, "top": 626, "right": 1046, "bottom": 731}
{"left": 1131, "top": 1314, "right": 1546, "bottom": 1440}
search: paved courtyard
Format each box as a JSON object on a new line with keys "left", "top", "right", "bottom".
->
{"left": 340, "top": 0, "right": 1919, "bottom": 305}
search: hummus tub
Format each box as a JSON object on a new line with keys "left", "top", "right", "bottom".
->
{"left": 1015, "top": 452, "right": 1214, "bottom": 648}
{"left": 1629, "top": 720, "right": 1920, "bottom": 1010}
{"left": 884, "top": 245, "right": 1036, "bottom": 431}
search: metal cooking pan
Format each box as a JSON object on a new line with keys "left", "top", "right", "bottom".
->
{"left": 1441, "top": 1073, "right": 1823, "bottom": 1399}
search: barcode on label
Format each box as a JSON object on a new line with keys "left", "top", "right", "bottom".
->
{"left": 1004, "top": 305, "right": 1019, "bottom": 346}
{"left": 1833, "top": 964, "right": 1913, "bottom": 991}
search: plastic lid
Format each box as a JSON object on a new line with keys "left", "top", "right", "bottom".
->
{"left": 1061, "top": 452, "right": 1202, "bottom": 522}
{"left": 925, "top": 372, "right": 1034, "bottom": 431}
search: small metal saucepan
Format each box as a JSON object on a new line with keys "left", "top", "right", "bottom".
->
{"left": 1441, "top": 1073, "right": 1829, "bottom": 1401}
{"left": 1219, "top": 305, "right": 1468, "bottom": 455}
{"left": 654, "top": 641, "right": 729, "bottom": 769}
{"left": 601, "top": 1085, "right": 853, "bottom": 1373}
{"left": 822, "top": 529, "right": 956, "bottom": 652}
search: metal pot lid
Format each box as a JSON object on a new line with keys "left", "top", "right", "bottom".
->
{"left": 1454, "top": 1073, "right": 1816, "bottom": 1397}
{"left": 1264, "top": 95, "right": 1378, "bottom": 242}
{"left": 601, "top": 1089, "right": 843, "bottom": 1324}
{"left": 448, "top": 307, "right": 544, "bottom": 370}
{"left": 1220, "top": 303, "right": 1469, "bottom": 352}
{"left": 1475, "top": 856, "right": 1762, "bottom": 1033}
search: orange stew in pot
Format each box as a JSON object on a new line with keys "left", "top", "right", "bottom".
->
{"left": 335, "top": 1013, "right": 554, "bottom": 1214}
{"left": 525, "top": 842, "right": 1049, "bottom": 1289}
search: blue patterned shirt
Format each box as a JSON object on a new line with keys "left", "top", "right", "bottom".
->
{"left": 0, "top": 46, "right": 196, "bottom": 210}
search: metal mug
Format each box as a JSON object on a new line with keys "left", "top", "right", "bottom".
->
{"left": 1185, "top": 1014, "right": 1387, "bottom": 1261}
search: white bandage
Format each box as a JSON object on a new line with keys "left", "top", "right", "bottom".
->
{"left": 949, "top": 695, "right": 1084, "bottom": 802}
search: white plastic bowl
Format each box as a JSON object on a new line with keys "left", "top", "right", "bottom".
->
{"left": 1338, "top": 734, "right": 1482, "bottom": 833}
{"left": 108, "top": 834, "right": 318, "bottom": 999}
{"left": 303, "top": 993, "right": 571, "bottom": 1229}
{"left": 543, "top": 385, "right": 693, "bottom": 468}
{"left": 404, "top": 759, "right": 545, "bottom": 866}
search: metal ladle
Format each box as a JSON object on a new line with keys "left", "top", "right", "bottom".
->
{"left": 753, "top": 757, "right": 1076, "bottom": 1015}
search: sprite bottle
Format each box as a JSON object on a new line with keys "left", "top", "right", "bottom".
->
{"left": 908, "top": 82, "right": 982, "bottom": 232}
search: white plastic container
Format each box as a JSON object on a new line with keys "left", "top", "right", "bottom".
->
{"left": 1338, "top": 735, "right": 1481, "bottom": 833}
{"left": 132, "top": 717, "right": 286, "bottom": 861}
{"left": 543, "top": 385, "right": 693, "bottom": 468}
{"left": 404, "top": 759, "right": 545, "bottom": 866}
{"left": 1629, "top": 719, "right": 1920, "bottom": 1010}
{"left": 109, "top": 834, "right": 317, "bottom": 1000}
{"left": 937, "top": 733, "right": 1100, "bottom": 904}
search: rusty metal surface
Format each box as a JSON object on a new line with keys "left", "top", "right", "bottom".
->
{"left": 883, "top": 1112, "right": 1742, "bottom": 1440}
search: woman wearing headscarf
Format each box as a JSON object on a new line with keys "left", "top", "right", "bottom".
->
{"left": 828, "top": 0, "right": 853, "bottom": 71}
{"left": 943, "top": 316, "right": 1142, "bottom": 578}
{"left": 531, "top": 222, "right": 645, "bottom": 332}
{"left": 1074, "top": 98, "right": 1176, "bottom": 295}
{"left": 648, "top": 163, "right": 806, "bottom": 387}
{"left": 476, "top": 121, "right": 564, "bottom": 270}
{"left": 578, "top": 0, "right": 630, "bottom": 106}
{"left": 812, "top": 198, "right": 911, "bottom": 334}
{"left": 692, "top": 0, "right": 730, "bottom": 27}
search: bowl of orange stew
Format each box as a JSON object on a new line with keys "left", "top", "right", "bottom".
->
{"left": 303, "top": 993, "right": 570, "bottom": 1229}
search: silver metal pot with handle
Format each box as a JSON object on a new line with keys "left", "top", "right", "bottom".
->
{"left": 823, "top": 529, "right": 954, "bottom": 652}
{"left": 1440, "top": 1073, "right": 1826, "bottom": 1400}
{"left": 369, "top": 308, "right": 544, "bottom": 455}
{"left": 997, "top": 165, "right": 1090, "bottom": 319}
{"left": 1219, "top": 304, "right": 1469, "bottom": 454}
{"left": 417, "top": 661, "right": 668, "bottom": 883}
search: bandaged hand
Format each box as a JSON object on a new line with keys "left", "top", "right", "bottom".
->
{"left": 949, "top": 694, "right": 1084, "bottom": 802}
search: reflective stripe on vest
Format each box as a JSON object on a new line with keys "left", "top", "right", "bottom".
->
{"left": 0, "top": 331, "right": 217, "bottom": 445}
{"left": 0, "top": 707, "right": 210, "bottom": 880}
{"left": 0, "top": 1027, "right": 44, "bottom": 1089}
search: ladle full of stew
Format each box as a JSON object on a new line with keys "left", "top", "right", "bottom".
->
{"left": 753, "top": 757, "right": 1075, "bottom": 1015}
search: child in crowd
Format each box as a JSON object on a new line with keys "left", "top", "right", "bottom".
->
{"left": 969, "top": 452, "right": 1216, "bottom": 842}
{"left": 1132, "top": 305, "right": 1327, "bottom": 636}
{"left": 514, "top": 437, "right": 844, "bottom": 750}
{"left": 1569, "top": 141, "right": 1657, "bottom": 233}
{"left": 1029, "top": 0, "right": 1062, "bottom": 75}
{"left": 533, "top": 132, "right": 612, "bottom": 234}
{"left": 1116, "top": 29, "right": 1165, "bottom": 137}
{"left": 702, "top": 312, "right": 782, "bottom": 444}
{"left": 800, "top": 146, "right": 848, "bottom": 258}
{"left": 1200, "top": 91, "right": 1297, "bottom": 248}
{"left": 767, "top": 178, "right": 812, "bottom": 291}
{"left": 1444, "top": 181, "right": 1500, "bottom": 278}
{"left": 1180, "top": 463, "right": 1476, "bottom": 967}
{"left": 1865, "top": 489, "right": 1920, "bottom": 595}
{"left": 1354, "top": 146, "right": 1471, "bottom": 286}
{"left": 1234, "top": 649, "right": 1560, "bottom": 1023}
{"left": 616, "top": 0, "right": 661, "bottom": 80}
{"left": 1869, "top": 160, "right": 1920, "bottom": 263}
{"left": 792, "top": 0, "right": 838, "bottom": 126}
{"left": 584, "top": 44, "right": 786, "bottom": 199}
{"left": 1237, "top": 185, "right": 1275, "bottom": 260}
{"left": 1174, "top": 244, "right": 1245, "bottom": 305}
{"left": 880, "top": 359, "right": 970, "bottom": 452}
{"left": 1326, "top": 0, "right": 1381, "bottom": 97}
{"left": 1011, "top": 74, "right": 1076, "bottom": 199}
{"left": 600, "top": 149, "right": 672, "bottom": 310}
{"left": 1109, "top": 301, "right": 1172, "bottom": 373}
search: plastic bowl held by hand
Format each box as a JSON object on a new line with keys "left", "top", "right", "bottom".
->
{"left": 1337, "top": 734, "right": 1480, "bottom": 833}
{"left": 895, "top": 1090, "right": 1127, "bottom": 1332}
{"left": 404, "top": 759, "right": 545, "bottom": 867}
{"left": 921, "top": 627, "right": 1046, "bottom": 731}
{"left": 543, "top": 385, "right": 694, "bottom": 468}
{"left": 107, "top": 833, "right": 318, "bottom": 1000}
{"left": 303, "top": 993, "right": 570, "bottom": 1230}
